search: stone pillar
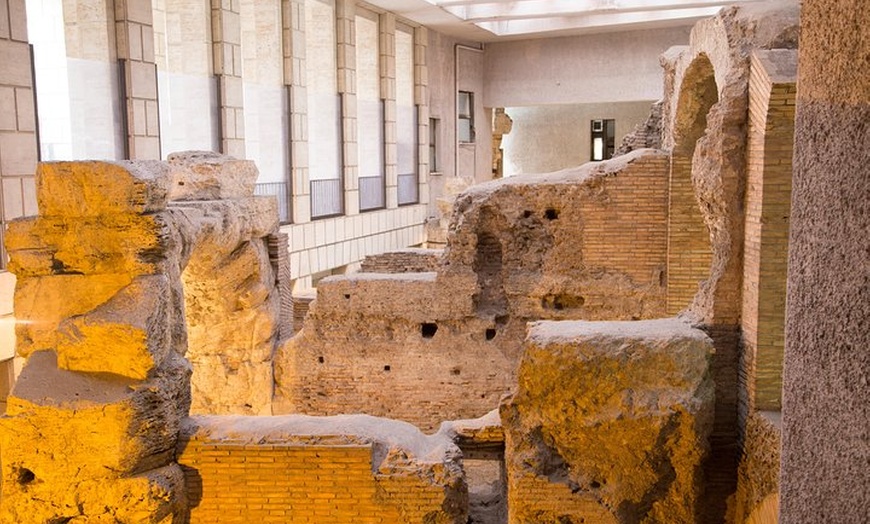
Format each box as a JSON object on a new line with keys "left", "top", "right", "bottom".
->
{"left": 336, "top": 0, "right": 358, "bottom": 215}
{"left": 282, "top": 0, "right": 310, "bottom": 223}
{"left": 380, "top": 12, "right": 397, "bottom": 208}
{"left": 780, "top": 1, "right": 870, "bottom": 521}
{"left": 0, "top": 0, "right": 38, "bottom": 370}
{"left": 211, "top": 0, "right": 245, "bottom": 157}
{"left": 414, "top": 25, "right": 429, "bottom": 204}
{"left": 0, "top": 0, "right": 39, "bottom": 267}
{"left": 1, "top": 161, "right": 190, "bottom": 522}
{"left": 115, "top": 0, "right": 161, "bottom": 159}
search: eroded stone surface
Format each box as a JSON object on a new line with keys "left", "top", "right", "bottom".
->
{"left": 1, "top": 153, "right": 284, "bottom": 522}
{"left": 502, "top": 319, "right": 714, "bottom": 524}
{"left": 276, "top": 150, "right": 672, "bottom": 430}
{"left": 167, "top": 150, "right": 259, "bottom": 201}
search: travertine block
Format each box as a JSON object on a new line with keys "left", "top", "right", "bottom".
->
{"left": 56, "top": 275, "right": 173, "bottom": 380}
{"left": 5, "top": 211, "right": 182, "bottom": 277}
{"left": 166, "top": 150, "right": 258, "bottom": 201}
{"left": 36, "top": 160, "right": 170, "bottom": 218}
{"left": 0, "top": 461, "right": 187, "bottom": 524}
{"left": 2, "top": 351, "right": 191, "bottom": 480}
{"left": 13, "top": 273, "right": 134, "bottom": 357}
{"left": 502, "top": 318, "right": 714, "bottom": 524}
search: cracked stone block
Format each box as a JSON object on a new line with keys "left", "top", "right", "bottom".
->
{"left": 166, "top": 150, "right": 259, "bottom": 201}
{"left": 36, "top": 160, "right": 171, "bottom": 218}
{"left": 502, "top": 318, "right": 715, "bottom": 524}
{"left": 56, "top": 275, "right": 174, "bottom": 380}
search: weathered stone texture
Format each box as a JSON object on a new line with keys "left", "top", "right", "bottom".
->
{"left": 780, "top": 0, "right": 870, "bottom": 522}
{"left": 360, "top": 247, "right": 444, "bottom": 273}
{"left": 178, "top": 415, "right": 468, "bottom": 524}
{"left": 732, "top": 411, "right": 781, "bottom": 524}
{"left": 502, "top": 319, "right": 714, "bottom": 524}
{"left": 0, "top": 154, "right": 283, "bottom": 521}
{"left": 276, "top": 150, "right": 672, "bottom": 430}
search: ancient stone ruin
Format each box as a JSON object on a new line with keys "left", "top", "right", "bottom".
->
{"left": 0, "top": 2, "right": 807, "bottom": 523}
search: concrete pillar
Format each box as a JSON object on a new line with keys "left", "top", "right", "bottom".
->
{"left": 114, "top": 0, "right": 160, "bottom": 159}
{"left": 336, "top": 0, "right": 358, "bottom": 215}
{"left": 211, "top": 0, "right": 245, "bottom": 157}
{"left": 780, "top": 1, "right": 870, "bottom": 521}
{"left": 0, "top": 0, "right": 37, "bottom": 380}
{"left": 380, "top": 13, "right": 397, "bottom": 208}
{"left": 414, "top": 25, "right": 429, "bottom": 205}
{"left": 282, "top": 0, "right": 310, "bottom": 223}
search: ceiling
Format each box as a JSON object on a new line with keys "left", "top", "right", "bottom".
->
{"left": 364, "top": 0, "right": 768, "bottom": 41}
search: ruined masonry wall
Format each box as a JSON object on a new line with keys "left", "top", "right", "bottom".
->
{"left": 179, "top": 442, "right": 448, "bottom": 523}
{"left": 276, "top": 151, "right": 671, "bottom": 431}
{"left": 177, "top": 415, "right": 467, "bottom": 524}
{"left": 360, "top": 248, "right": 443, "bottom": 273}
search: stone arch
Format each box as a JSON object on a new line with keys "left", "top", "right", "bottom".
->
{"left": 666, "top": 53, "right": 718, "bottom": 316}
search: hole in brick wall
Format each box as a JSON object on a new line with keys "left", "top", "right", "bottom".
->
{"left": 421, "top": 323, "right": 438, "bottom": 338}
{"left": 344, "top": 293, "right": 350, "bottom": 299}
{"left": 523, "top": 210, "right": 533, "bottom": 218}
{"left": 590, "top": 480, "right": 601, "bottom": 489}
{"left": 542, "top": 294, "right": 585, "bottom": 311}
{"left": 384, "top": 365, "right": 391, "bottom": 372}
{"left": 544, "top": 208, "right": 559, "bottom": 220}
{"left": 485, "top": 328, "right": 496, "bottom": 340}
{"left": 17, "top": 468, "right": 35, "bottom": 485}
{"left": 451, "top": 367, "right": 461, "bottom": 376}
{"left": 318, "top": 356, "right": 325, "bottom": 364}
{"left": 495, "top": 315, "right": 509, "bottom": 326}
{"left": 177, "top": 181, "right": 185, "bottom": 186}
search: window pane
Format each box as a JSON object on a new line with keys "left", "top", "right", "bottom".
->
{"left": 459, "top": 118, "right": 473, "bottom": 143}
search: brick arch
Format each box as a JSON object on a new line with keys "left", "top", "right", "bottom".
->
{"left": 666, "top": 53, "right": 718, "bottom": 316}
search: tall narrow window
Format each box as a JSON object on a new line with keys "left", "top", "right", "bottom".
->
{"left": 356, "top": 10, "right": 384, "bottom": 212}
{"left": 590, "top": 119, "right": 615, "bottom": 161}
{"left": 458, "top": 91, "right": 475, "bottom": 143}
{"left": 396, "top": 24, "right": 418, "bottom": 206}
{"left": 429, "top": 118, "right": 440, "bottom": 173}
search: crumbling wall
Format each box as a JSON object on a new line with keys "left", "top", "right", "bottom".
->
{"left": 1, "top": 160, "right": 192, "bottom": 523}
{"left": 656, "top": 5, "right": 800, "bottom": 520}
{"left": 502, "top": 319, "right": 714, "bottom": 524}
{"left": 167, "top": 152, "right": 282, "bottom": 415}
{"left": 178, "top": 415, "right": 468, "bottom": 524}
{"left": 360, "top": 248, "right": 444, "bottom": 273}
{"left": 0, "top": 154, "right": 284, "bottom": 521}
{"left": 731, "top": 412, "right": 781, "bottom": 524}
{"left": 276, "top": 150, "right": 671, "bottom": 430}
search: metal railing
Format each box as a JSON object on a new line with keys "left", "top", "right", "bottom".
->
{"left": 310, "top": 178, "right": 343, "bottom": 218}
{"left": 359, "top": 174, "right": 385, "bottom": 211}
{"left": 397, "top": 173, "right": 418, "bottom": 206}
{"left": 254, "top": 181, "right": 292, "bottom": 224}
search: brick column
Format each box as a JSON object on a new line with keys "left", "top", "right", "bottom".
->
{"left": 336, "top": 0, "right": 357, "bottom": 215}
{"left": 282, "top": 0, "right": 310, "bottom": 223}
{"left": 211, "top": 0, "right": 244, "bottom": 157}
{"left": 414, "top": 25, "right": 429, "bottom": 205}
{"left": 380, "top": 13, "right": 397, "bottom": 208}
{"left": 114, "top": 0, "right": 160, "bottom": 159}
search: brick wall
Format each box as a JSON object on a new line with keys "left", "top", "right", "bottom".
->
{"left": 741, "top": 50, "right": 796, "bottom": 413}
{"left": 277, "top": 151, "right": 671, "bottom": 431}
{"left": 178, "top": 439, "right": 453, "bottom": 523}
{"left": 360, "top": 248, "right": 442, "bottom": 273}
{"left": 667, "top": 153, "right": 713, "bottom": 314}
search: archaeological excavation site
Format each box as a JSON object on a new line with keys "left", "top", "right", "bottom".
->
{"left": 0, "top": 0, "right": 866, "bottom": 523}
